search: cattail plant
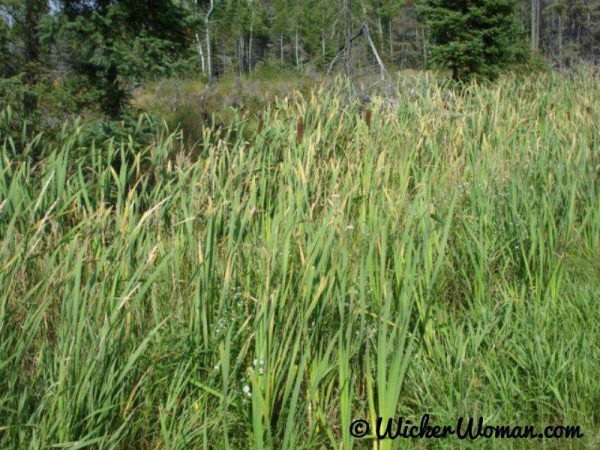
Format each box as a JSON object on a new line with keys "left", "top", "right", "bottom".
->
{"left": 296, "top": 114, "right": 304, "bottom": 145}
{"left": 257, "top": 114, "right": 264, "bottom": 135}
{"left": 1, "top": 68, "right": 599, "bottom": 449}
{"left": 365, "top": 108, "right": 372, "bottom": 129}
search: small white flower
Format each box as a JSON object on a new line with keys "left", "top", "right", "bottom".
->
{"left": 243, "top": 385, "right": 252, "bottom": 397}
{"left": 252, "top": 358, "right": 266, "bottom": 375}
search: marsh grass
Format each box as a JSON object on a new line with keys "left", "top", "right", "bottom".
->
{"left": 132, "top": 74, "right": 315, "bottom": 146}
{"left": 1, "top": 69, "right": 600, "bottom": 449}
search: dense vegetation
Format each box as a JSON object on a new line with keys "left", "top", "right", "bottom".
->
{"left": 2, "top": 0, "right": 599, "bottom": 123}
{"left": 1, "top": 70, "right": 599, "bottom": 448}
{"left": 421, "top": 0, "right": 520, "bottom": 80}
{"left": 2, "top": 1, "right": 599, "bottom": 448}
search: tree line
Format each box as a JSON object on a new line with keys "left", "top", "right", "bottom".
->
{"left": 1, "top": 0, "right": 599, "bottom": 117}
{"left": 183, "top": 0, "right": 598, "bottom": 76}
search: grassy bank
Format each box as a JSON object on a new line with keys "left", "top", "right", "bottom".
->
{"left": 1, "top": 70, "right": 599, "bottom": 449}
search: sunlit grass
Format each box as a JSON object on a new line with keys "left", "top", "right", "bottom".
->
{"left": 1, "top": 69, "right": 599, "bottom": 449}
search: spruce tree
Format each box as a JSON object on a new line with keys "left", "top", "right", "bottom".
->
{"left": 420, "top": 0, "right": 518, "bottom": 80}
{"left": 56, "top": 0, "right": 189, "bottom": 117}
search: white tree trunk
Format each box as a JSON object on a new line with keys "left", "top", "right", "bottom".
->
{"left": 193, "top": 0, "right": 206, "bottom": 76}
{"left": 205, "top": 0, "right": 215, "bottom": 80}
{"left": 249, "top": 10, "right": 254, "bottom": 72}
{"left": 558, "top": 15, "right": 563, "bottom": 68}
{"left": 530, "top": 0, "right": 539, "bottom": 56}
{"left": 239, "top": 35, "right": 244, "bottom": 75}
{"left": 295, "top": 29, "right": 300, "bottom": 68}
{"left": 196, "top": 33, "right": 206, "bottom": 75}
{"left": 344, "top": 0, "right": 352, "bottom": 76}
{"left": 364, "top": 23, "right": 387, "bottom": 80}
{"left": 389, "top": 19, "right": 393, "bottom": 61}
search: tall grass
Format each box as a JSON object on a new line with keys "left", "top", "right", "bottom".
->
{"left": 1, "top": 69, "right": 599, "bottom": 449}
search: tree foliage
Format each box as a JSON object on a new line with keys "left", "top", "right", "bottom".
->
{"left": 55, "top": 0, "right": 190, "bottom": 116}
{"left": 421, "top": 0, "right": 519, "bottom": 80}
{"left": 1, "top": 0, "right": 599, "bottom": 121}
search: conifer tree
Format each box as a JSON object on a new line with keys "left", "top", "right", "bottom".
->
{"left": 0, "top": 14, "right": 11, "bottom": 78}
{"left": 421, "top": 0, "right": 519, "bottom": 80}
{"left": 57, "top": 0, "right": 189, "bottom": 117}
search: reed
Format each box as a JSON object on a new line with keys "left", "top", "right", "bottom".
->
{"left": 1, "top": 68, "right": 599, "bottom": 449}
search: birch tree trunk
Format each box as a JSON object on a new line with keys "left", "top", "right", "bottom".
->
{"left": 249, "top": 10, "right": 254, "bottom": 72}
{"left": 239, "top": 35, "right": 244, "bottom": 75}
{"left": 377, "top": 16, "right": 384, "bottom": 44}
{"left": 344, "top": 0, "right": 352, "bottom": 76}
{"left": 530, "top": 0, "right": 539, "bottom": 56}
{"left": 389, "top": 19, "right": 393, "bottom": 61}
{"left": 193, "top": 0, "right": 205, "bottom": 76}
{"left": 558, "top": 15, "right": 563, "bottom": 68}
{"left": 196, "top": 33, "right": 206, "bottom": 75}
{"left": 420, "top": 28, "right": 428, "bottom": 67}
{"left": 295, "top": 28, "right": 300, "bottom": 68}
{"left": 205, "top": 0, "right": 215, "bottom": 80}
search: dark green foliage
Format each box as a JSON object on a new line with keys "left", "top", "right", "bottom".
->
{"left": 0, "top": 14, "right": 12, "bottom": 78}
{"left": 0, "top": 0, "right": 48, "bottom": 114}
{"left": 3, "top": 0, "right": 598, "bottom": 133}
{"left": 421, "top": 0, "right": 519, "bottom": 80}
{"left": 55, "top": 0, "right": 191, "bottom": 117}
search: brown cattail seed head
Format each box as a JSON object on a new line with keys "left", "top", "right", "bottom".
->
{"left": 297, "top": 115, "right": 304, "bottom": 145}
{"left": 365, "top": 109, "right": 372, "bottom": 129}
{"left": 257, "top": 116, "right": 264, "bottom": 135}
